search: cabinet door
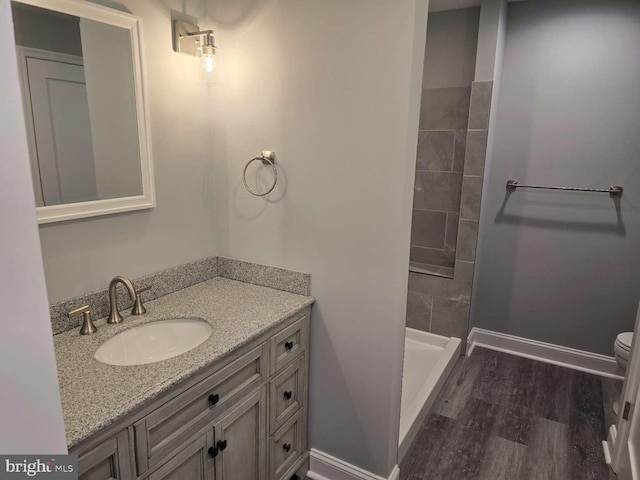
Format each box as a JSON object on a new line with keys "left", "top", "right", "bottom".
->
{"left": 134, "top": 344, "right": 268, "bottom": 475}
{"left": 147, "top": 430, "right": 215, "bottom": 480}
{"left": 78, "top": 430, "right": 132, "bottom": 480}
{"left": 214, "top": 387, "right": 267, "bottom": 480}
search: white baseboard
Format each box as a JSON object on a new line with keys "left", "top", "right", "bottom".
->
{"left": 605, "top": 424, "right": 618, "bottom": 466}
{"left": 467, "top": 327, "right": 624, "bottom": 380}
{"left": 308, "top": 449, "right": 399, "bottom": 480}
{"left": 388, "top": 465, "right": 399, "bottom": 480}
{"left": 603, "top": 440, "right": 612, "bottom": 465}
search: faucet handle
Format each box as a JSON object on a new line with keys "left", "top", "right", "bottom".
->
{"left": 68, "top": 305, "right": 97, "bottom": 335}
{"left": 132, "top": 285, "right": 152, "bottom": 316}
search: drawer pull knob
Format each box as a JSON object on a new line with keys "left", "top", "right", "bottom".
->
{"left": 209, "top": 393, "right": 219, "bottom": 406}
{"left": 284, "top": 391, "right": 293, "bottom": 400}
{"left": 285, "top": 341, "right": 294, "bottom": 351}
{"left": 217, "top": 439, "right": 227, "bottom": 451}
{"left": 283, "top": 443, "right": 292, "bottom": 453}
{"left": 208, "top": 446, "right": 218, "bottom": 458}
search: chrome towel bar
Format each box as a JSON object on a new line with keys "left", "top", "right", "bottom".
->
{"left": 506, "top": 180, "right": 623, "bottom": 196}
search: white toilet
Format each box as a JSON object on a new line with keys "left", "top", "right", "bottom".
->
{"left": 613, "top": 332, "right": 634, "bottom": 414}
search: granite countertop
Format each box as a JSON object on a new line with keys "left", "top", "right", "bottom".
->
{"left": 54, "top": 277, "right": 314, "bottom": 449}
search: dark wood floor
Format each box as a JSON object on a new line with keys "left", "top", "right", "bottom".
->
{"left": 400, "top": 347, "right": 622, "bottom": 480}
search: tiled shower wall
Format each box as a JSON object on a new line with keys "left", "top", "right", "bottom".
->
{"left": 411, "top": 87, "right": 471, "bottom": 277}
{"left": 407, "top": 81, "right": 492, "bottom": 341}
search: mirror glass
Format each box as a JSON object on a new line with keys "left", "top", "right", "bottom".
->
{"left": 11, "top": 0, "right": 153, "bottom": 223}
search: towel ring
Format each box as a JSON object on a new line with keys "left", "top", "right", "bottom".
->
{"left": 243, "top": 151, "right": 277, "bottom": 196}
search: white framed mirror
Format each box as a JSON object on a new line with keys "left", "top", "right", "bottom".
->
{"left": 12, "top": 0, "right": 155, "bottom": 224}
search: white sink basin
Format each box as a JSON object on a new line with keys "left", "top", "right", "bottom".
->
{"left": 94, "top": 318, "right": 212, "bottom": 366}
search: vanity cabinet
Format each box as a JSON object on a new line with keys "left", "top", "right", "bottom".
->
{"left": 74, "top": 308, "right": 310, "bottom": 480}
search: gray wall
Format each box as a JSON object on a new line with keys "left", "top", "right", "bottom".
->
{"left": 208, "top": 0, "right": 429, "bottom": 475}
{"left": 38, "top": 1, "right": 217, "bottom": 303}
{"left": 423, "top": 7, "right": 480, "bottom": 89}
{"left": 12, "top": 3, "right": 82, "bottom": 56}
{"left": 469, "top": 0, "right": 507, "bottom": 330}
{"left": 472, "top": 0, "right": 640, "bottom": 355}
{"left": 0, "top": 1, "right": 67, "bottom": 453}
{"left": 474, "top": 0, "right": 506, "bottom": 82}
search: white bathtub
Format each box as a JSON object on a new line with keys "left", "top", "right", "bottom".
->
{"left": 398, "top": 328, "right": 461, "bottom": 461}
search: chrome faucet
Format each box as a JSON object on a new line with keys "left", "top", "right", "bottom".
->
{"left": 107, "top": 276, "right": 136, "bottom": 324}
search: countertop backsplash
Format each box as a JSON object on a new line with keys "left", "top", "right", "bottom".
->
{"left": 50, "top": 256, "right": 311, "bottom": 335}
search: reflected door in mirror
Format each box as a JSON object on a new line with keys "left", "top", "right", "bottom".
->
{"left": 25, "top": 56, "right": 97, "bottom": 206}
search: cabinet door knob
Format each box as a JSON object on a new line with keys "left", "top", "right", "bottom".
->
{"left": 282, "top": 443, "right": 291, "bottom": 453}
{"left": 208, "top": 446, "right": 218, "bottom": 458}
{"left": 285, "top": 341, "right": 294, "bottom": 351}
{"left": 217, "top": 439, "right": 227, "bottom": 451}
{"left": 283, "top": 391, "right": 292, "bottom": 400}
{"left": 209, "top": 393, "right": 219, "bottom": 405}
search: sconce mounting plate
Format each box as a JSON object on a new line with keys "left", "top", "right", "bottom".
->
{"left": 173, "top": 20, "right": 201, "bottom": 56}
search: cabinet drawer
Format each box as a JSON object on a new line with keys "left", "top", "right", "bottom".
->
{"left": 134, "top": 343, "right": 268, "bottom": 474}
{"left": 270, "top": 316, "right": 306, "bottom": 374}
{"left": 269, "top": 356, "right": 305, "bottom": 433}
{"left": 270, "top": 410, "right": 304, "bottom": 480}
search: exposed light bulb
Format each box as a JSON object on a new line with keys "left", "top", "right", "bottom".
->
{"left": 204, "top": 53, "right": 216, "bottom": 73}
{"left": 202, "top": 33, "right": 216, "bottom": 73}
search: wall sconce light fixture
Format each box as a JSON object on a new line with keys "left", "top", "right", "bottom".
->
{"left": 173, "top": 20, "right": 217, "bottom": 73}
